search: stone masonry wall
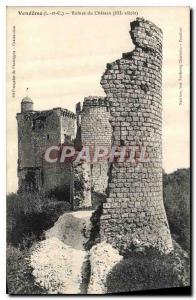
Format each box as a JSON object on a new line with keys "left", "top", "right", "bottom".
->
{"left": 100, "top": 18, "right": 173, "bottom": 253}
{"left": 17, "top": 108, "right": 75, "bottom": 193}
{"left": 72, "top": 162, "right": 92, "bottom": 210}
{"left": 80, "top": 97, "right": 112, "bottom": 194}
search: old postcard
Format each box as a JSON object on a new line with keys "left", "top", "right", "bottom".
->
{"left": 6, "top": 6, "right": 190, "bottom": 295}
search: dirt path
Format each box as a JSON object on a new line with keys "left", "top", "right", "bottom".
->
{"left": 30, "top": 210, "right": 93, "bottom": 294}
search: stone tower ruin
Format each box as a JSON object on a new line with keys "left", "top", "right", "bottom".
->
{"left": 72, "top": 97, "right": 112, "bottom": 210}
{"left": 76, "top": 97, "right": 112, "bottom": 193}
{"left": 99, "top": 18, "right": 173, "bottom": 253}
{"left": 17, "top": 96, "right": 76, "bottom": 195}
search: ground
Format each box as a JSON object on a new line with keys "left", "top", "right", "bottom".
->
{"left": 30, "top": 210, "right": 93, "bottom": 294}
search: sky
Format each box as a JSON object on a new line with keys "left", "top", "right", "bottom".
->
{"left": 6, "top": 6, "right": 190, "bottom": 193}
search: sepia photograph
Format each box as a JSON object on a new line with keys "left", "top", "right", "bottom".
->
{"left": 6, "top": 6, "right": 190, "bottom": 295}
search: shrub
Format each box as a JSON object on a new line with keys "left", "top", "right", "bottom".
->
{"left": 163, "top": 169, "right": 190, "bottom": 252}
{"left": 6, "top": 191, "right": 71, "bottom": 294}
{"left": 7, "top": 245, "right": 47, "bottom": 294}
{"left": 106, "top": 245, "right": 190, "bottom": 294}
{"left": 7, "top": 192, "right": 71, "bottom": 247}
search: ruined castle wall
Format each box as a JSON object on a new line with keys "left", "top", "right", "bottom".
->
{"left": 100, "top": 18, "right": 173, "bottom": 253}
{"left": 17, "top": 108, "right": 75, "bottom": 193}
{"left": 43, "top": 162, "right": 72, "bottom": 194}
{"left": 80, "top": 97, "right": 112, "bottom": 193}
{"left": 60, "top": 109, "right": 76, "bottom": 143}
{"left": 18, "top": 167, "right": 43, "bottom": 193}
{"left": 17, "top": 109, "right": 61, "bottom": 169}
{"left": 42, "top": 109, "right": 75, "bottom": 192}
{"left": 72, "top": 162, "right": 92, "bottom": 210}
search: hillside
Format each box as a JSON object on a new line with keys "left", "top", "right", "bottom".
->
{"left": 6, "top": 168, "right": 191, "bottom": 294}
{"left": 163, "top": 168, "right": 190, "bottom": 252}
